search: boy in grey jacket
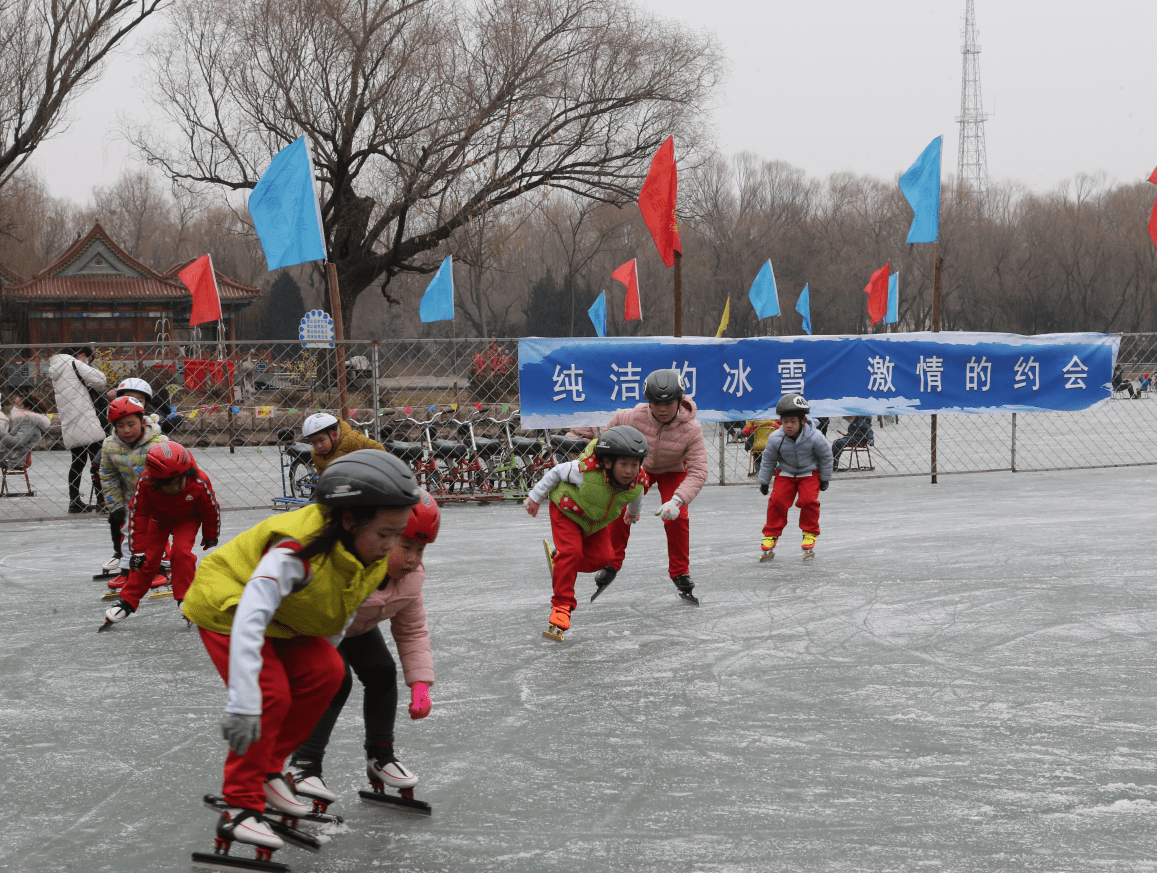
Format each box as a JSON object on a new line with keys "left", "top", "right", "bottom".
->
{"left": 758, "top": 394, "right": 833, "bottom": 558}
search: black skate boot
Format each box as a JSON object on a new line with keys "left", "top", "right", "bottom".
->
{"left": 671, "top": 574, "right": 699, "bottom": 606}
{"left": 590, "top": 566, "right": 618, "bottom": 602}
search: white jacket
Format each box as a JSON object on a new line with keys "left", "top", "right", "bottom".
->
{"left": 48, "top": 354, "right": 107, "bottom": 449}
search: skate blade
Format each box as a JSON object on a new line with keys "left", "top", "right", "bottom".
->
{"left": 802, "top": 550, "right": 816, "bottom": 561}
{"left": 542, "top": 539, "right": 555, "bottom": 577}
{"left": 264, "top": 818, "right": 321, "bottom": 852}
{"left": 148, "top": 587, "right": 174, "bottom": 600}
{"left": 191, "top": 851, "right": 288, "bottom": 873}
{"left": 92, "top": 572, "right": 119, "bottom": 581}
{"left": 358, "top": 788, "right": 433, "bottom": 816}
{"left": 759, "top": 551, "right": 776, "bottom": 562}
{"left": 542, "top": 625, "right": 566, "bottom": 642}
{"left": 97, "top": 619, "right": 114, "bottom": 633}
{"left": 265, "top": 803, "right": 343, "bottom": 826}
{"left": 590, "top": 582, "right": 613, "bottom": 602}
{"left": 677, "top": 592, "right": 701, "bottom": 606}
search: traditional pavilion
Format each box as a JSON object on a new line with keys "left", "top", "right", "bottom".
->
{"left": 0, "top": 223, "right": 260, "bottom": 347}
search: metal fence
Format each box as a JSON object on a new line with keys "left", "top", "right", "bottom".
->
{"left": 1, "top": 334, "right": 1155, "bottom": 522}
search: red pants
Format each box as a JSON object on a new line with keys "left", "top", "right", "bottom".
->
{"left": 763, "top": 472, "right": 821, "bottom": 538}
{"left": 607, "top": 470, "right": 690, "bottom": 578}
{"left": 119, "top": 518, "right": 200, "bottom": 610}
{"left": 200, "top": 627, "right": 345, "bottom": 811}
{"left": 549, "top": 502, "right": 617, "bottom": 612}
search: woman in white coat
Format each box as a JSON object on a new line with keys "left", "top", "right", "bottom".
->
{"left": 48, "top": 346, "right": 107, "bottom": 512}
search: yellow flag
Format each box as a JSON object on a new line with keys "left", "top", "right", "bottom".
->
{"left": 714, "top": 296, "right": 731, "bottom": 338}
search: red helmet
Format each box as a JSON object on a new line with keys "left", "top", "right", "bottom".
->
{"left": 401, "top": 489, "right": 440, "bottom": 543}
{"left": 146, "top": 441, "right": 195, "bottom": 480}
{"left": 108, "top": 396, "right": 147, "bottom": 423}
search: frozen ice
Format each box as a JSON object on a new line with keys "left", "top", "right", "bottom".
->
{"left": 2, "top": 466, "right": 1157, "bottom": 872}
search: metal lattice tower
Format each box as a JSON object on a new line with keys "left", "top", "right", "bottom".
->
{"left": 956, "top": 0, "right": 988, "bottom": 195}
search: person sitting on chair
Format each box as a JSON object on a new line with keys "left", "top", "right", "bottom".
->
{"left": 831, "top": 416, "right": 874, "bottom": 471}
{"left": 0, "top": 394, "right": 50, "bottom": 468}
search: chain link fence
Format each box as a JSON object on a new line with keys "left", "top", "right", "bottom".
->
{"left": 2, "top": 334, "right": 1154, "bottom": 522}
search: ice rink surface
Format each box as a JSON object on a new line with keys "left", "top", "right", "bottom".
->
{"left": 3, "top": 466, "right": 1157, "bottom": 873}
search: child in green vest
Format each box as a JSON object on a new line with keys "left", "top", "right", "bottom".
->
{"left": 524, "top": 425, "right": 650, "bottom": 641}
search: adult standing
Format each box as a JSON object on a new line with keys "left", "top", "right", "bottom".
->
{"left": 48, "top": 346, "right": 107, "bottom": 512}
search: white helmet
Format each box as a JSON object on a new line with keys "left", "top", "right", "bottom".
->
{"left": 302, "top": 412, "right": 340, "bottom": 438}
{"left": 116, "top": 377, "right": 154, "bottom": 399}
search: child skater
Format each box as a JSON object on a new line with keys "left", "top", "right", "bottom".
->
{"left": 757, "top": 394, "right": 833, "bottom": 559}
{"left": 593, "top": 368, "right": 708, "bottom": 605}
{"left": 101, "top": 441, "right": 221, "bottom": 629}
{"left": 301, "top": 411, "right": 386, "bottom": 474}
{"left": 524, "top": 425, "right": 650, "bottom": 641}
{"left": 287, "top": 490, "right": 439, "bottom": 811}
{"left": 181, "top": 450, "right": 420, "bottom": 856}
{"left": 100, "top": 396, "right": 166, "bottom": 584}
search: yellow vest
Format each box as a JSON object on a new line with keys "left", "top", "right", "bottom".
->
{"left": 182, "top": 504, "right": 389, "bottom": 638}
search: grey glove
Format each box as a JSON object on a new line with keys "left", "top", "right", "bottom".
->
{"left": 220, "top": 712, "right": 261, "bottom": 756}
{"left": 819, "top": 480, "right": 829, "bottom": 492}
{"left": 759, "top": 482, "right": 769, "bottom": 496}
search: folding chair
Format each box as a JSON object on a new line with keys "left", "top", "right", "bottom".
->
{"left": 845, "top": 441, "right": 874, "bottom": 472}
{"left": 0, "top": 452, "right": 35, "bottom": 497}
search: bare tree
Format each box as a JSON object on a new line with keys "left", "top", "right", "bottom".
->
{"left": 129, "top": 0, "right": 724, "bottom": 336}
{"left": 0, "top": 0, "right": 166, "bottom": 188}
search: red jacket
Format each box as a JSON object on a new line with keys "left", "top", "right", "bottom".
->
{"left": 125, "top": 468, "right": 222, "bottom": 553}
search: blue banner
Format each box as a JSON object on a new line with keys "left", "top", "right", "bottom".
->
{"left": 518, "top": 333, "right": 1119, "bottom": 427}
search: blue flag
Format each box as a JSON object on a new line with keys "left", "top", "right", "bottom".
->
{"left": 795, "top": 284, "right": 812, "bottom": 335}
{"left": 899, "top": 136, "right": 942, "bottom": 244}
{"left": 885, "top": 272, "right": 899, "bottom": 324}
{"left": 249, "top": 137, "right": 327, "bottom": 270}
{"left": 748, "top": 259, "right": 780, "bottom": 319}
{"left": 588, "top": 291, "right": 607, "bottom": 337}
{"left": 419, "top": 256, "right": 455, "bottom": 322}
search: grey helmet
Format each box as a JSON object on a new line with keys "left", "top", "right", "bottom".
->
{"left": 643, "top": 368, "right": 685, "bottom": 403}
{"left": 314, "top": 449, "right": 421, "bottom": 509}
{"left": 593, "top": 425, "right": 649, "bottom": 460}
{"left": 775, "top": 393, "right": 811, "bottom": 417}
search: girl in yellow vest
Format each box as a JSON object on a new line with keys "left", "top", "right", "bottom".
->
{"left": 523, "top": 425, "right": 650, "bottom": 641}
{"left": 181, "top": 450, "right": 420, "bottom": 858}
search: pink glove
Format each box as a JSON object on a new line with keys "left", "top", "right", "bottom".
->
{"left": 408, "top": 682, "right": 432, "bottom": 719}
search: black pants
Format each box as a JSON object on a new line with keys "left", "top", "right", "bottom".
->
{"left": 295, "top": 626, "right": 399, "bottom": 764}
{"left": 68, "top": 442, "right": 103, "bottom": 505}
{"left": 108, "top": 508, "right": 126, "bottom": 557}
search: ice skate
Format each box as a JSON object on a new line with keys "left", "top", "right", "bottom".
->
{"left": 105, "top": 570, "right": 129, "bottom": 590}
{"left": 359, "top": 748, "right": 432, "bottom": 815}
{"left": 801, "top": 531, "right": 818, "bottom": 560}
{"left": 759, "top": 536, "right": 778, "bottom": 562}
{"left": 287, "top": 760, "right": 337, "bottom": 814}
{"left": 263, "top": 773, "right": 312, "bottom": 819}
{"left": 98, "top": 599, "right": 135, "bottom": 632}
{"left": 542, "top": 539, "right": 557, "bottom": 579}
{"left": 93, "top": 556, "right": 121, "bottom": 580}
{"left": 542, "top": 605, "right": 570, "bottom": 642}
{"left": 590, "top": 566, "right": 618, "bottom": 602}
{"left": 672, "top": 575, "right": 700, "bottom": 606}
{"left": 196, "top": 794, "right": 320, "bottom": 869}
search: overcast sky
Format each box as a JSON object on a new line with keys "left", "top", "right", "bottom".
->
{"left": 27, "top": 0, "right": 1157, "bottom": 202}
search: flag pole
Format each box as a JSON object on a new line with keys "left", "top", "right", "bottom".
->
{"left": 673, "top": 251, "right": 683, "bottom": 337}
{"left": 930, "top": 244, "right": 942, "bottom": 485}
{"left": 326, "top": 261, "right": 350, "bottom": 419}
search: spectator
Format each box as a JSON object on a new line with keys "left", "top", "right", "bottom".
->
{"left": 1113, "top": 364, "right": 1138, "bottom": 399}
{"left": 831, "top": 416, "right": 874, "bottom": 472}
{"left": 0, "top": 394, "right": 50, "bottom": 468}
{"left": 48, "top": 346, "right": 108, "bottom": 512}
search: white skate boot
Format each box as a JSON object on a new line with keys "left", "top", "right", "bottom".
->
{"left": 287, "top": 761, "right": 337, "bottom": 813}
{"left": 215, "top": 807, "right": 284, "bottom": 851}
{"left": 263, "top": 773, "right": 312, "bottom": 818}
{"left": 366, "top": 752, "right": 418, "bottom": 790}
{"left": 102, "top": 555, "right": 121, "bottom": 573}
{"left": 98, "top": 599, "right": 135, "bottom": 632}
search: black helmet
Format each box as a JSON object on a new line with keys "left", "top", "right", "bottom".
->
{"left": 643, "top": 368, "right": 685, "bottom": 403}
{"left": 314, "top": 450, "right": 421, "bottom": 509}
{"left": 775, "top": 394, "right": 811, "bottom": 416}
{"left": 593, "top": 425, "right": 649, "bottom": 460}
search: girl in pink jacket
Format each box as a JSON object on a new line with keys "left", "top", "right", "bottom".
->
{"left": 286, "top": 490, "right": 439, "bottom": 812}
{"left": 596, "top": 368, "right": 708, "bottom": 605}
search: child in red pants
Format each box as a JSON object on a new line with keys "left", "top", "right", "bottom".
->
{"left": 101, "top": 441, "right": 221, "bottom": 627}
{"left": 757, "top": 394, "right": 833, "bottom": 558}
{"left": 182, "top": 450, "right": 421, "bottom": 857}
{"left": 524, "top": 425, "right": 650, "bottom": 641}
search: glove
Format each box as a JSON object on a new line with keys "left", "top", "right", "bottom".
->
{"left": 408, "top": 682, "right": 432, "bottom": 720}
{"left": 624, "top": 511, "right": 640, "bottom": 525}
{"left": 129, "top": 554, "right": 145, "bottom": 570}
{"left": 658, "top": 498, "right": 682, "bottom": 521}
{"left": 201, "top": 538, "right": 218, "bottom": 550}
{"left": 819, "top": 480, "right": 829, "bottom": 492}
{"left": 523, "top": 498, "right": 539, "bottom": 518}
{"left": 759, "top": 482, "right": 769, "bottom": 496}
{"left": 220, "top": 712, "right": 261, "bottom": 756}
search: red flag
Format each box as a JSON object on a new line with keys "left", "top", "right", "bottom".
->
{"left": 612, "top": 259, "right": 641, "bottom": 321}
{"left": 638, "top": 136, "right": 681, "bottom": 268}
{"left": 864, "top": 262, "right": 891, "bottom": 326}
{"left": 1148, "top": 167, "right": 1157, "bottom": 250}
{"left": 179, "top": 254, "right": 222, "bottom": 326}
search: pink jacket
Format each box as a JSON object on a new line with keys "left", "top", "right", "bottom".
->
{"left": 606, "top": 398, "right": 708, "bottom": 505}
{"left": 346, "top": 563, "right": 434, "bottom": 687}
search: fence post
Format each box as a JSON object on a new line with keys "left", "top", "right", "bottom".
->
{"left": 718, "top": 423, "right": 726, "bottom": 485}
{"left": 1010, "top": 412, "right": 1017, "bottom": 473}
{"left": 372, "top": 340, "right": 381, "bottom": 441}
